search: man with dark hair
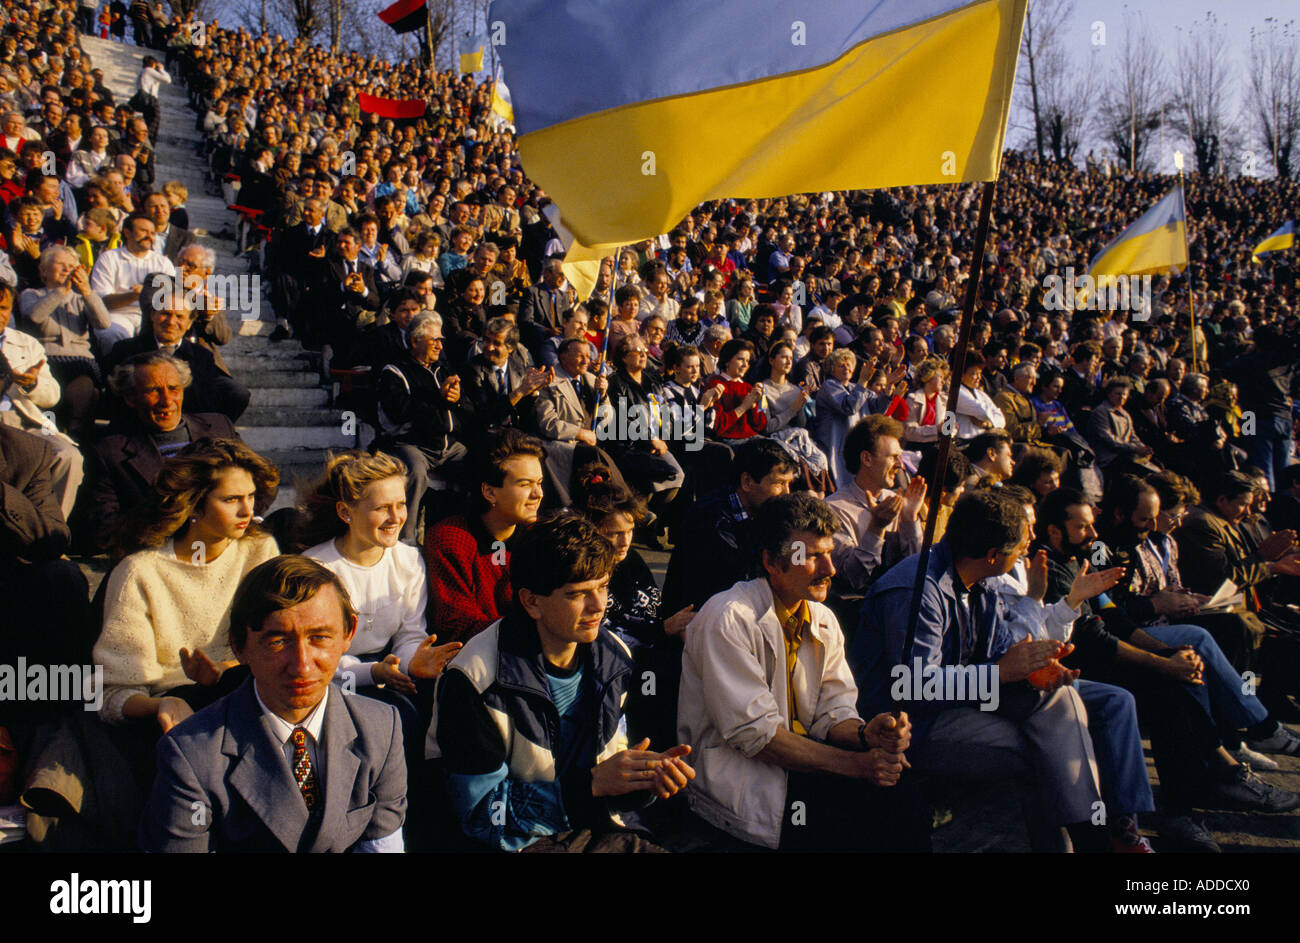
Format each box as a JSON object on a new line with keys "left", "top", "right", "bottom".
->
{"left": 827, "top": 414, "right": 926, "bottom": 594}
{"left": 462, "top": 316, "right": 550, "bottom": 429}
{"left": 791, "top": 325, "right": 833, "bottom": 387}
{"left": 1100, "top": 473, "right": 1300, "bottom": 755}
{"left": 1060, "top": 340, "right": 1102, "bottom": 422}
{"left": 1226, "top": 323, "right": 1296, "bottom": 490}
{"left": 1035, "top": 486, "right": 1300, "bottom": 834}
{"left": 856, "top": 490, "right": 1111, "bottom": 852}
{"left": 141, "top": 190, "right": 195, "bottom": 264}
{"left": 679, "top": 493, "right": 925, "bottom": 851}
{"left": 661, "top": 437, "right": 797, "bottom": 612}
{"left": 1176, "top": 471, "right": 1300, "bottom": 599}
{"left": 430, "top": 513, "right": 693, "bottom": 852}
{"left": 325, "top": 227, "right": 381, "bottom": 362}
{"left": 268, "top": 194, "right": 336, "bottom": 342}
{"left": 88, "top": 211, "right": 176, "bottom": 346}
{"left": 966, "top": 429, "right": 1015, "bottom": 485}
{"left": 140, "top": 555, "right": 407, "bottom": 852}
{"left": 363, "top": 288, "right": 424, "bottom": 371}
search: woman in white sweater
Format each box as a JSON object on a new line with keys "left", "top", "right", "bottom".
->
{"left": 94, "top": 438, "right": 280, "bottom": 730}
{"left": 298, "top": 450, "right": 461, "bottom": 693}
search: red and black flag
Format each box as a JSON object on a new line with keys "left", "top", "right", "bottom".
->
{"left": 358, "top": 92, "right": 427, "bottom": 119}
{"left": 378, "top": 0, "right": 426, "bottom": 34}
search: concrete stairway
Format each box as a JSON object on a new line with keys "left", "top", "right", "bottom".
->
{"left": 83, "top": 37, "right": 355, "bottom": 508}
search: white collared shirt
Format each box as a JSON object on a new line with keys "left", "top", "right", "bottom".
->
{"left": 254, "top": 682, "right": 328, "bottom": 773}
{"left": 251, "top": 684, "right": 403, "bottom": 852}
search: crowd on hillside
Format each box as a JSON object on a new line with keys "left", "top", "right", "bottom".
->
{"left": 1, "top": 0, "right": 1298, "bottom": 854}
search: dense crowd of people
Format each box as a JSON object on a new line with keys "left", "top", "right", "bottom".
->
{"left": 1, "top": 0, "right": 1299, "bottom": 854}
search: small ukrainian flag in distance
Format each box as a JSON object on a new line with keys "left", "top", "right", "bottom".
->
{"left": 1251, "top": 221, "right": 1294, "bottom": 262}
{"left": 487, "top": 0, "right": 1027, "bottom": 256}
{"left": 1087, "top": 187, "right": 1189, "bottom": 283}
{"left": 459, "top": 33, "right": 487, "bottom": 75}
{"left": 490, "top": 73, "right": 513, "bottom": 125}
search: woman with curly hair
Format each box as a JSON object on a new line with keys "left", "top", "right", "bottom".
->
{"left": 94, "top": 438, "right": 280, "bottom": 732}
{"left": 299, "top": 450, "right": 462, "bottom": 692}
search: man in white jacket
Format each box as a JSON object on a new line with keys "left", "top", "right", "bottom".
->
{"left": 677, "top": 492, "right": 929, "bottom": 851}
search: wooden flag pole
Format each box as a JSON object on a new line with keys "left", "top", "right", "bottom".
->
{"left": 590, "top": 312, "right": 614, "bottom": 431}
{"left": 1175, "top": 152, "right": 1198, "bottom": 373}
{"left": 894, "top": 178, "right": 998, "bottom": 714}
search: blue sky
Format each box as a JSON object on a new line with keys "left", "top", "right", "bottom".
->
{"left": 1011, "top": 1, "right": 1294, "bottom": 173}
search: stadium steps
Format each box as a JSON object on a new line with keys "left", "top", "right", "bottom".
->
{"left": 84, "top": 37, "right": 352, "bottom": 509}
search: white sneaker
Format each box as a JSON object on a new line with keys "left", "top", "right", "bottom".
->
{"left": 1232, "top": 745, "right": 1280, "bottom": 771}
{"left": 1247, "top": 723, "right": 1300, "bottom": 757}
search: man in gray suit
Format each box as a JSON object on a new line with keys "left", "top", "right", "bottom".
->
{"left": 534, "top": 337, "right": 625, "bottom": 505}
{"left": 140, "top": 555, "right": 407, "bottom": 853}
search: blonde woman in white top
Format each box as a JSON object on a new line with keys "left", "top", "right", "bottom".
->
{"left": 299, "top": 451, "right": 461, "bottom": 695}
{"left": 903, "top": 358, "right": 949, "bottom": 446}
{"left": 94, "top": 438, "right": 280, "bottom": 731}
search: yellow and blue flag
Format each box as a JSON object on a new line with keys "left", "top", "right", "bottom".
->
{"left": 489, "top": 0, "right": 1027, "bottom": 264}
{"left": 490, "top": 70, "right": 513, "bottom": 125}
{"left": 1251, "top": 221, "right": 1294, "bottom": 261}
{"left": 1087, "top": 186, "right": 1188, "bottom": 283}
{"left": 459, "top": 33, "right": 487, "bottom": 75}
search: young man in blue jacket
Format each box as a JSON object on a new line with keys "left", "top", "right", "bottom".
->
{"left": 428, "top": 513, "right": 694, "bottom": 852}
{"left": 854, "top": 489, "right": 1112, "bottom": 852}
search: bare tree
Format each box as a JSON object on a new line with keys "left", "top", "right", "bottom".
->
{"left": 1247, "top": 19, "right": 1300, "bottom": 180}
{"left": 1100, "top": 15, "right": 1168, "bottom": 172}
{"left": 285, "top": 0, "right": 317, "bottom": 41}
{"left": 1171, "top": 13, "right": 1235, "bottom": 175}
{"left": 168, "top": 0, "right": 208, "bottom": 19}
{"left": 421, "top": 0, "right": 456, "bottom": 67}
{"left": 1017, "top": 0, "right": 1074, "bottom": 161}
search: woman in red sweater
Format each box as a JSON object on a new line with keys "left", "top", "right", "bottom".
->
{"left": 704, "top": 338, "right": 768, "bottom": 440}
{"left": 423, "top": 428, "right": 546, "bottom": 644}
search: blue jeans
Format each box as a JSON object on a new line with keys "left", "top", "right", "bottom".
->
{"left": 1245, "top": 430, "right": 1295, "bottom": 492}
{"left": 1076, "top": 680, "right": 1155, "bottom": 816}
{"left": 1143, "top": 623, "right": 1269, "bottom": 730}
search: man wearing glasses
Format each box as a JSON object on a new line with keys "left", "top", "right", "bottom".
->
{"left": 373, "top": 312, "right": 471, "bottom": 542}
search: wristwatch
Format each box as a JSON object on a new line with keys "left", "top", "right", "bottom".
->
{"left": 857, "top": 720, "right": 870, "bottom": 750}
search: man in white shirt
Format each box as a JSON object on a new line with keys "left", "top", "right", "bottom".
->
{"left": 89, "top": 213, "right": 176, "bottom": 346}
{"left": 678, "top": 492, "right": 927, "bottom": 851}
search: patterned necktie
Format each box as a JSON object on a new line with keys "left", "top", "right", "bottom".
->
{"left": 290, "top": 728, "right": 320, "bottom": 812}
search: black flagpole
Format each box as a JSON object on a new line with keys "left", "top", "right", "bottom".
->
{"left": 894, "top": 178, "right": 998, "bottom": 714}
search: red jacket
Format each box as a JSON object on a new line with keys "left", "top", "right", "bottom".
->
{"left": 424, "top": 513, "right": 514, "bottom": 645}
{"left": 706, "top": 374, "right": 768, "bottom": 439}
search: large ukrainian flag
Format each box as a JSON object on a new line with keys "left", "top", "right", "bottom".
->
{"left": 1252, "top": 221, "right": 1294, "bottom": 261}
{"left": 489, "top": 0, "right": 1027, "bottom": 258}
{"left": 1087, "top": 187, "right": 1189, "bottom": 282}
